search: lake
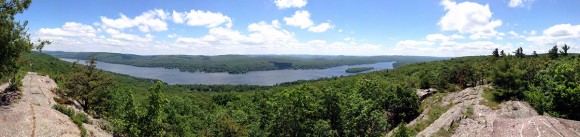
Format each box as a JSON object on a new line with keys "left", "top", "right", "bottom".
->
{"left": 60, "top": 58, "right": 394, "bottom": 85}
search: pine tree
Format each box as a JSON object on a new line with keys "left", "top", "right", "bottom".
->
{"left": 492, "top": 48, "right": 499, "bottom": 57}
{"left": 513, "top": 47, "right": 525, "bottom": 58}
{"left": 142, "top": 81, "right": 167, "bottom": 136}
{"left": 532, "top": 51, "right": 538, "bottom": 57}
{"left": 500, "top": 50, "right": 506, "bottom": 57}
{"left": 0, "top": 0, "right": 50, "bottom": 83}
{"left": 548, "top": 45, "right": 559, "bottom": 59}
{"left": 561, "top": 44, "right": 570, "bottom": 56}
{"left": 62, "top": 57, "right": 112, "bottom": 112}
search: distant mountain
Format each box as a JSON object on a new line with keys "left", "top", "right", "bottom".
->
{"left": 45, "top": 51, "right": 450, "bottom": 74}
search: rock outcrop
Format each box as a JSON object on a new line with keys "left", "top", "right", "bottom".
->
{"left": 413, "top": 85, "right": 580, "bottom": 137}
{"left": 416, "top": 88, "right": 438, "bottom": 100}
{"left": 0, "top": 72, "right": 111, "bottom": 137}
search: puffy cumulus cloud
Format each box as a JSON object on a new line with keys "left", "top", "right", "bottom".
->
{"left": 37, "top": 20, "right": 392, "bottom": 55}
{"left": 508, "top": 0, "right": 534, "bottom": 8}
{"left": 38, "top": 22, "right": 97, "bottom": 38}
{"left": 439, "top": 0, "right": 503, "bottom": 40}
{"left": 284, "top": 10, "right": 313, "bottom": 29}
{"left": 172, "top": 10, "right": 233, "bottom": 28}
{"left": 284, "top": 10, "right": 333, "bottom": 32}
{"left": 274, "top": 0, "right": 307, "bottom": 9}
{"left": 100, "top": 9, "right": 168, "bottom": 33}
{"left": 176, "top": 20, "right": 295, "bottom": 46}
{"left": 526, "top": 24, "right": 580, "bottom": 46}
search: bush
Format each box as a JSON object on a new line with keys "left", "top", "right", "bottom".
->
{"left": 53, "top": 104, "right": 89, "bottom": 137}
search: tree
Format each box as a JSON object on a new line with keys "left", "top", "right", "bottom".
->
{"left": 62, "top": 57, "right": 112, "bottom": 112}
{"left": 492, "top": 48, "right": 499, "bottom": 57}
{"left": 391, "top": 122, "right": 410, "bottom": 137}
{"left": 549, "top": 45, "right": 559, "bottom": 59}
{"left": 0, "top": 0, "right": 50, "bottom": 83}
{"left": 142, "top": 81, "right": 168, "bottom": 136}
{"left": 532, "top": 51, "right": 538, "bottom": 57}
{"left": 513, "top": 47, "right": 525, "bottom": 58}
{"left": 561, "top": 44, "right": 570, "bottom": 56}
{"left": 500, "top": 50, "right": 506, "bottom": 57}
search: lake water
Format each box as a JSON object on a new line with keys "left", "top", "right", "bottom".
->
{"left": 60, "top": 58, "right": 393, "bottom": 85}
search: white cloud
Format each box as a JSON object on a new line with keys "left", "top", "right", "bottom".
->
{"left": 396, "top": 40, "right": 434, "bottom": 48}
{"left": 526, "top": 24, "right": 580, "bottom": 46}
{"left": 508, "top": 0, "right": 534, "bottom": 8}
{"left": 284, "top": 10, "right": 333, "bottom": 32}
{"left": 105, "top": 28, "right": 153, "bottom": 42}
{"left": 392, "top": 39, "right": 514, "bottom": 56}
{"left": 308, "top": 22, "right": 334, "bottom": 33}
{"left": 284, "top": 10, "right": 313, "bottom": 29}
{"left": 439, "top": 0, "right": 503, "bottom": 40}
{"left": 508, "top": 31, "right": 525, "bottom": 38}
{"left": 426, "top": 33, "right": 465, "bottom": 41}
{"left": 172, "top": 9, "right": 233, "bottom": 28}
{"left": 274, "top": 0, "right": 307, "bottom": 9}
{"left": 38, "top": 22, "right": 97, "bottom": 37}
{"left": 100, "top": 9, "right": 169, "bottom": 33}
{"left": 426, "top": 34, "right": 450, "bottom": 41}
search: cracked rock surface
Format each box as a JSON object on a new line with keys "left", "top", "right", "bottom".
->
{"left": 0, "top": 72, "right": 111, "bottom": 137}
{"left": 413, "top": 85, "right": 580, "bottom": 137}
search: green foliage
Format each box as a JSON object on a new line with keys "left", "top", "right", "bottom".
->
{"left": 345, "top": 67, "right": 374, "bottom": 73}
{"left": 142, "top": 81, "right": 168, "bottom": 136}
{"left": 549, "top": 45, "right": 559, "bottom": 59}
{"left": 22, "top": 46, "right": 580, "bottom": 136}
{"left": 61, "top": 57, "right": 113, "bottom": 113}
{"left": 53, "top": 104, "right": 89, "bottom": 137}
{"left": 524, "top": 59, "right": 580, "bottom": 119}
{"left": 561, "top": 44, "right": 570, "bottom": 56}
{"left": 465, "top": 106, "right": 474, "bottom": 118}
{"left": 514, "top": 47, "right": 525, "bottom": 58}
{"left": 0, "top": 0, "right": 51, "bottom": 84}
{"left": 391, "top": 122, "right": 411, "bottom": 137}
{"left": 492, "top": 48, "right": 499, "bottom": 57}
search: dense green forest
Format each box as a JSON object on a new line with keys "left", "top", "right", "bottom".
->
{"left": 345, "top": 67, "right": 374, "bottom": 73}
{"left": 2, "top": 1, "right": 579, "bottom": 136}
{"left": 46, "top": 51, "right": 447, "bottom": 74}
{"left": 18, "top": 45, "right": 580, "bottom": 136}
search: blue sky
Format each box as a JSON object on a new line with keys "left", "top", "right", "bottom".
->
{"left": 18, "top": 0, "right": 580, "bottom": 56}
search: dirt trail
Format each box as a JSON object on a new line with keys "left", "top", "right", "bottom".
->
{"left": 412, "top": 85, "right": 580, "bottom": 137}
{"left": 0, "top": 72, "right": 111, "bottom": 137}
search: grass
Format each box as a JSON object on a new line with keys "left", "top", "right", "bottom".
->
{"left": 434, "top": 121, "right": 459, "bottom": 137}
{"left": 53, "top": 104, "right": 89, "bottom": 137}
{"left": 465, "top": 106, "right": 474, "bottom": 118}
{"left": 408, "top": 92, "right": 451, "bottom": 136}
{"left": 481, "top": 88, "right": 501, "bottom": 110}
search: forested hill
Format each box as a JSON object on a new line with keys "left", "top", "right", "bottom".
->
{"left": 14, "top": 48, "right": 580, "bottom": 136}
{"left": 45, "top": 51, "right": 448, "bottom": 74}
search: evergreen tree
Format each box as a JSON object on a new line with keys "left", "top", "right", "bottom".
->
{"left": 500, "top": 50, "right": 506, "bottom": 57}
{"left": 532, "top": 51, "right": 538, "bottom": 57}
{"left": 0, "top": 0, "right": 50, "bottom": 83}
{"left": 561, "top": 44, "right": 570, "bottom": 56}
{"left": 549, "top": 45, "right": 559, "bottom": 59}
{"left": 62, "top": 57, "right": 112, "bottom": 112}
{"left": 142, "top": 81, "right": 168, "bottom": 136}
{"left": 492, "top": 48, "right": 499, "bottom": 57}
{"left": 392, "top": 122, "right": 410, "bottom": 137}
{"left": 514, "top": 47, "right": 525, "bottom": 58}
